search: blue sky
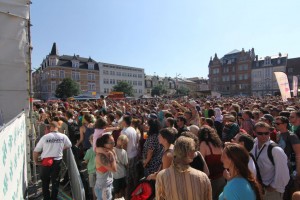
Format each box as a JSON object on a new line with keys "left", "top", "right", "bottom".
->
{"left": 31, "top": 0, "right": 300, "bottom": 78}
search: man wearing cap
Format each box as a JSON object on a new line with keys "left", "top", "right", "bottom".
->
{"left": 33, "top": 122, "right": 72, "bottom": 200}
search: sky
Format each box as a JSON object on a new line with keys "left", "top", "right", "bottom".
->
{"left": 31, "top": 0, "right": 300, "bottom": 79}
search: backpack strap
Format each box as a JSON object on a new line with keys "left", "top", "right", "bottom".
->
{"left": 249, "top": 153, "right": 263, "bottom": 184}
{"left": 267, "top": 143, "right": 277, "bottom": 166}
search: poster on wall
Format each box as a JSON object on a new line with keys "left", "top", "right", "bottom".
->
{"left": 274, "top": 72, "right": 291, "bottom": 102}
{"left": 293, "top": 76, "right": 298, "bottom": 97}
{"left": 0, "top": 112, "right": 27, "bottom": 200}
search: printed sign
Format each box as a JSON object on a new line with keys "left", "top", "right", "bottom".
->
{"left": 0, "top": 113, "right": 27, "bottom": 200}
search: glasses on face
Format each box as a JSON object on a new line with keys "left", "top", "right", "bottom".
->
{"left": 106, "top": 141, "right": 115, "bottom": 145}
{"left": 275, "top": 122, "right": 284, "bottom": 125}
{"left": 256, "top": 132, "right": 270, "bottom": 136}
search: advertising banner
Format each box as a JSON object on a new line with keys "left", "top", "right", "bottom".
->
{"left": 274, "top": 72, "right": 291, "bottom": 102}
{"left": 0, "top": 112, "right": 27, "bottom": 200}
{"left": 293, "top": 76, "right": 298, "bottom": 97}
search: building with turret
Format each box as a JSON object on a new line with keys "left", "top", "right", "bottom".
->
{"left": 33, "top": 43, "right": 100, "bottom": 100}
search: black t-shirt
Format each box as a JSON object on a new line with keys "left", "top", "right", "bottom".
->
{"left": 190, "top": 152, "right": 204, "bottom": 172}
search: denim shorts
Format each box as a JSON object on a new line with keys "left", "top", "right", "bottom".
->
{"left": 94, "top": 185, "right": 113, "bottom": 200}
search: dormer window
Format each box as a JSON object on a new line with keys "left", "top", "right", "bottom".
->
{"left": 72, "top": 60, "right": 79, "bottom": 68}
{"left": 88, "top": 62, "right": 94, "bottom": 70}
{"left": 264, "top": 56, "right": 271, "bottom": 66}
{"left": 49, "top": 57, "right": 57, "bottom": 66}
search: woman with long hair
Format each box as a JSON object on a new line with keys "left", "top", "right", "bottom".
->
{"left": 142, "top": 118, "right": 163, "bottom": 177}
{"left": 199, "top": 125, "right": 225, "bottom": 200}
{"left": 219, "top": 143, "right": 262, "bottom": 200}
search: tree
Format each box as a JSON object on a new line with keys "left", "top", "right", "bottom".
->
{"left": 176, "top": 86, "right": 190, "bottom": 96}
{"left": 113, "top": 81, "right": 134, "bottom": 96}
{"left": 151, "top": 84, "right": 168, "bottom": 97}
{"left": 55, "top": 78, "right": 80, "bottom": 98}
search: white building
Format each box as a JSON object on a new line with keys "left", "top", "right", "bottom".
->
{"left": 98, "top": 62, "right": 145, "bottom": 97}
{"left": 251, "top": 53, "right": 288, "bottom": 96}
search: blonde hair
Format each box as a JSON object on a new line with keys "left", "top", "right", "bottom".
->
{"left": 173, "top": 136, "right": 195, "bottom": 159}
{"left": 118, "top": 134, "right": 129, "bottom": 146}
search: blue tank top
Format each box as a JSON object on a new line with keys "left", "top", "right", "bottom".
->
{"left": 83, "top": 126, "right": 94, "bottom": 149}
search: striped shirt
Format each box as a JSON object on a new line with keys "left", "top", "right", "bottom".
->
{"left": 156, "top": 165, "right": 212, "bottom": 200}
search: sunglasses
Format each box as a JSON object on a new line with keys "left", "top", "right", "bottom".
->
{"left": 256, "top": 132, "right": 270, "bottom": 136}
{"left": 106, "top": 141, "right": 115, "bottom": 145}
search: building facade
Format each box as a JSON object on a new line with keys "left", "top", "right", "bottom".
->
{"left": 251, "top": 53, "right": 288, "bottom": 96}
{"left": 98, "top": 63, "right": 145, "bottom": 97}
{"left": 208, "top": 48, "right": 255, "bottom": 96}
{"left": 144, "top": 75, "right": 177, "bottom": 96}
{"left": 286, "top": 57, "right": 300, "bottom": 94}
{"left": 33, "top": 43, "right": 100, "bottom": 100}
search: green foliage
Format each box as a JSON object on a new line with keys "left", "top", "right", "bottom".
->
{"left": 55, "top": 78, "right": 80, "bottom": 98}
{"left": 113, "top": 81, "right": 134, "bottom": 96}
{"left": 151, "top": 84, "right": 168, "bottom": 97}
{"left": 176, "top": 86, "right": 190, "bottom": 96}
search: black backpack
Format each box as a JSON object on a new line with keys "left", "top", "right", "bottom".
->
{"left": 68, "top": 121, "right": 80, "bottom": 144}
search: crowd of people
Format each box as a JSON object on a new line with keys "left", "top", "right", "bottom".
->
{"left": 32, "top": 95, "right": 300, "bottom": 200}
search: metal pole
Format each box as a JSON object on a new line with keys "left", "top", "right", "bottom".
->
{"left": 27, "top": 3, "right": 38, "bottom": 186}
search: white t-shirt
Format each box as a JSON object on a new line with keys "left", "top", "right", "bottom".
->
{"left": 34, "top": 131, "right": 72, "bottom": 160}
{"left": 248, "top": 156, "right": 257, "bottom": 178}
{"left": 121, "top": 126, "right": 138, "bottom": 159}
{"left": 113, "top": 147, "right": 128, "bottom": 179}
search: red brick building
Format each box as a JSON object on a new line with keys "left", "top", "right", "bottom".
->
{"left": 208, "top": 48, "right": 255, "bottom": 96}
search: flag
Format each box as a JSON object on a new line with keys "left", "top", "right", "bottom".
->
{"left": 274, "top": 72, "right": 291, "bottom": 102}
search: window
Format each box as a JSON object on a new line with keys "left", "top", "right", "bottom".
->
{"left": 88, "top": 83, "right": 96, "bottom": 91}
{"left": 133, "top": 74, "right": 137, "bottom": 78}
{"left": 128, "top": 80, "right": 132, "bottom": 85}
{"left": 244, "top": 74, "right": 248, "bottom": 80}
{"left": 122, "top": 72, "right": 127, "bottom": 76}
{"left": 238, "top": 74, "right": 243, "bottom": 80}
{"left": 103, "top": 70, "right": 109, "bottom": 75}
{"left": 51, "top": 81, "right": 56, "bottom": 92}
{"left": 128, "top": 73, "right": 132, "bottom": 77}
{"left": 59, "top": 70, "right": 65, "bottom": 79}
{"left": 138, "top": 74, "right": 143, "bottom": 78}
{"left": 212, "top": 68, "right": 219, "bottom": 74}
{"left": 223, "top": 67, "right": 229, "bottom": 73}
{"left": 116, "top": 72, "right": 122, "bottom": 76}
{"left": 139, "top": 89, "right": 143, "bottom": 94}
{"left": 103, "top": 79, "right": 109, "bottom": 84}
{"left": 88, "top": 73, "right": 95, "bottom": 80}
{"left": 72, "top": 60, "right": 79, "bottom": 68}
{"left": 49, "top": 58, "right": 56, "bottom": 66}
{"left": 104, "top": 88, "right": 109, "bottom": 93}
{"left": 110, "top": 71, "right": 115, "bottom": 76}
{"left": 232, "top": 67, "right": 235, "bottom": 72}
{"left": 138, "top": 81, "right": 143, "bottom": 86}
{"left": 231, "top": 75, "right": 235, "bottom": 81}
{"left": 133, "top": 89, "right": 137, "bottom": 93}
{"left": 50, "top": 70, "right": 57, "bottom": 78}
{"left": 264, "top": 57, "right": 271, "bottom": 66}
{"left": 110, "top": 79, "right": 115, "bottom": 84}
{"left": 72, "top": 71, "right": 80, "bottom": 80}
{"left": 88, "top": 63, "right": 94, "bottom": 70}
{"left": 133, "top": 81, "right": 137, "bottom": 86}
